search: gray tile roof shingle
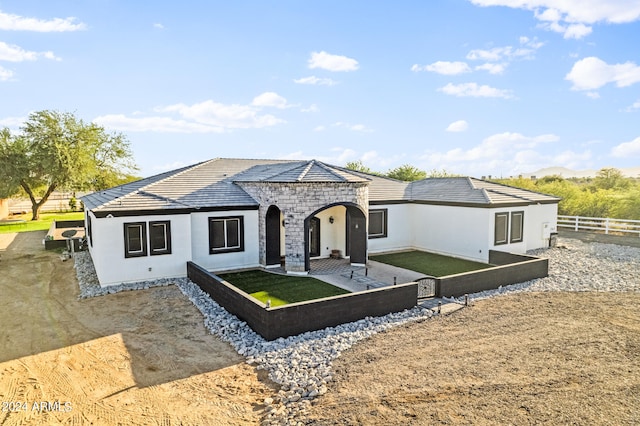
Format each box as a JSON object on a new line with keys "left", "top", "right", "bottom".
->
{"left": 81, "top": 158, "right": 559, "bottom": 216}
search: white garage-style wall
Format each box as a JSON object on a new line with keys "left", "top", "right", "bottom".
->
{"left": 87, "top": 211, "right": 192, "bottom": 286}
{"left": 367, "top": 204, "right": 413, "bottom": 254}
{"left": 410, "top": 204, "right": 492, "bottom": 263}
{"left": 190, "top": 209, "right": 260, "bottom": 272}
{"left": 367, "top": 202, "right": 557, "bottom": 264}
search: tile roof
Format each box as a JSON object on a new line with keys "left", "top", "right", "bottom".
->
{"left": 82, "top": 158, "right": 559, "bottom": 216}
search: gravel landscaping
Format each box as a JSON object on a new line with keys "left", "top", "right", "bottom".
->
{"left": 73, "top": 237, "right": 640, "bottom": 425}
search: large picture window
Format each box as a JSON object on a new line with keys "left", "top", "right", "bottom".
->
{"left": 494, "top": 213, "right": 509, "bottom": 245}
{"left": 510, "top": 211, "right": 524, "bottom": 243}
{"left": 209, "top": 216, "right": 244, "bottom": 254}
{"left": 124, "top": 222, "right": 147, "bottom": 258}
{"left": 368, "top": 209, "right": 388, "bottom": 239}
{"left": 149, "top": 221, "right": 172, "bottom": 255}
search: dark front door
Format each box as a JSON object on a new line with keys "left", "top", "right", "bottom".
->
{"left": 346, "top": 206, "right": 366, "bottom": 264}
{"left": 309, "top": 217, "right": 321, "bottom": 257}
{"left": 265, "top": 205, "right": 281, "bottom": 266}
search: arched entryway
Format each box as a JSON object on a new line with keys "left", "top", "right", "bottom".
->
{"left": 265, "top": 205, "right": 282, "bottom": 267}
{"left": 303, "top": 203, "right": 367, "bottom": 271}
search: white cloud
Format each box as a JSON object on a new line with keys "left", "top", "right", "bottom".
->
{"left": 153, "top": 23, "right": 165, "bottom": 29}
{"left": 96, "top": 95, "right": 288, "bottom": 133}
{"left": 251, "top": 92, "right": 291, "bottom": 109}
{"left": 470, "top": 0, "right": 640, "bottom": 39}
{"left": 611, "top": 136, "right": 640, "bottom": 157}
{"left": 438, "top": 82, "right": 513, "bottom": 98}
{"left": 313, "top": 125, "right": 325, "bottom": 132}
{"left": 623, "top": 100, "right": 640, "bottom": 112}
{"left": 475, "top": 63, "right": 507, "bottom": 74}
{"left": 418, "top": 131, "right": 567, "bottom": 176}
{"left": 566, "top": 56, "right": 640, "bottom": 90}
{"left": 294, "top": 75, "right": 338, "bottom": 86}
{"left": 0, "top": 10, "right": 86, "bottom": 31}
{"left": 411, "top": 61, "right": 471, "bottom": 75}
{"left": 586, "top": 91, "right": 600, "bottom": 99}
{"left": 301, "top": 104, "right": 319, "bottom": 113}
{"left": 0, "top": 65, "right": 14, "bottom": 81}
{"left": 308, "top": 51, "right": 359, "bottom": 72}
{"left": 0, "top": 41, "right": 60, "bottom": 62}
{"left": 466, "top": 38, "right": 541, "bottom": 62}
{"left": 159, "top": 100, "right": 285, "bottom": 129}
{"left": 446, "top": 120, "right": 469, "bottom": 132}
{"left": 0, "top": 114, "right": 25, "bottom": 126}
{"left": 93, "top": 114, "right": 225, "bottom": 133}
{"left": 333, "top": 122, "right": 373, "bottom": 132}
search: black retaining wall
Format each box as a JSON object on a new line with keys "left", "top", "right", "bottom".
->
{"left": 187, "top": 261, "right": 418, "bottom": 341}
{"left": 436, "top": 250, "right": 548, "bottom": 298}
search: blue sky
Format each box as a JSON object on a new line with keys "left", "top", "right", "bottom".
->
{"left": 1, "top": 1, "right": 640, "bottom": 178}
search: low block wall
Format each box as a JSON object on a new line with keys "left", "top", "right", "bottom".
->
{"left": 54, "top": 220, "right": 85, "bottom": 229}
{"left": 187, "top": 262, "right": 417, "bottom": 341}
{"left": 44, "top": 220, "right": 85, "bottom": 251}
{"left": 436, "top": 251, "right": 548, "bottom": 298}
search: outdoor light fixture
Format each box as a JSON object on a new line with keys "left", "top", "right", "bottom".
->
{"left": 329, "top": 216, "right": 334, "bottom": 224}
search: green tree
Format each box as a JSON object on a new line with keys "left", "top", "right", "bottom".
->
{"left": 0, "top": 110, "right": 137, "bottom": 220}
{"left": 386, "top": 164, "right": 427, "bottom": 181}
{"left": 593, "top": 167, "right": 629, "bottom": 190}
{"left": 426, "top": 168, "right": 462, "bottom": 178}
{"left": 345, "top": 160, "right": 373, "bottom": 174}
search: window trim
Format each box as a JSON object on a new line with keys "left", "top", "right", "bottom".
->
{"left": 368, "top": 208, "right": 388, "bottom": 239}
{"left": 494, "top": 212, "right": 509, "bottom": 246}
{"left": 209, "top": 216, "right": 245, "bottom": 254}
{"left": 149, "top": 220, "right": 172, "bottom": 255}
{"left": 510, "top": 211, "right": 524, "bottom": 243}
{"left": 124, "top": 222, "right": 147, "bottom": 258}
{"left": 86, "top": 212, "right": 93, "bottom": 247}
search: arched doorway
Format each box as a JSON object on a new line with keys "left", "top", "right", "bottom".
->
{"left": 303, "top": 203, "right": 367, "bottom": 271}
{"left": 265, "top": 205, "right": 282, "bottom": 266}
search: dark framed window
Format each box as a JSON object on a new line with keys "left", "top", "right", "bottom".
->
{"left": 510, "top": 211, "right": 524, "bottom": 243}
{"left": 124, "top": 222, "right": 147, "bottom": 258}
{"left": 149, "top": 221, "right": 172, "bottom": 255}
{"left": 368, "top": 209, "right": 388, "bottom": 239}
{"left": 86, "top": 212, "right": 93, "bottom": 247}
{"left": 494, "top": 213, "right": 509, "bottom": 245}
{"left": 209, "top": 216, "right": 244, "bottom": 254}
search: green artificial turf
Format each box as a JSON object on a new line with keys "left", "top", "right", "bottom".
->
{"left": 218, "top": 270, "right": 350, "bottom": 307}
{"left": 371, "top": 250, "right": 491, "bottom": 277}
{"left": 0, "top": 212, "right": 85, "bottom": 234}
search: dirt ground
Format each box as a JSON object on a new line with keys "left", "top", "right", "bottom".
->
{"left": 0, "top": 231, "right": 275, "bottom": 426}
{"left": 305, "top": 291, "right": 640, "bottom": 425}
{"left": 2, "top": 231, "right": 640, "bottom": 425}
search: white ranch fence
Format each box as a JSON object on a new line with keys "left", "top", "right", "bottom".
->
{"left": 558, "top": 215, "right": 640, "bottom": 237}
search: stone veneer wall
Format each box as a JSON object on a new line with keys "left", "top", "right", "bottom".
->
{"left": 237, "top": 182, "right": 369, "bottom": 272}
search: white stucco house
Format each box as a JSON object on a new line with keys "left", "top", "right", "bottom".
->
{"left": 81, "top": 158, "right": 559, "bottom": 287}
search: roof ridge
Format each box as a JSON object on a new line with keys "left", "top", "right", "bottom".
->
{"left": 314, "top": 160, "right": 354, "bottom": 181}
{"left": 296, "top": 160, "right": 316, "bottom": 182}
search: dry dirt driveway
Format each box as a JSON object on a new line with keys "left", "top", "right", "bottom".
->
{"left": 0, "top": 231, "right": 275, "bottom": 426}
{"left": 305, "top": 291, "right": 640, "bottom": 425}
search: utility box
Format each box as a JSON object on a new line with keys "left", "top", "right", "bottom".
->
{"left": 549, "top": 232, "right": 558, "bottom": 247}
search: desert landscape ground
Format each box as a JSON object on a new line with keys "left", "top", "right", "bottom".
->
{"left": 1, "top": 231, "right": 639, "bottom": 425}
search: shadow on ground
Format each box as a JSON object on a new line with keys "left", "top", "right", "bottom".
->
{"left": 0, "top": 231, "right": 245, "bottom": 388}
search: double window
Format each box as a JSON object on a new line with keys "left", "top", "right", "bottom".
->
{"left": 494, "top": 211, "right": 524, "bottom": 245}
{"left": 368, "top": 209, "right": 388, "bottom": 239}
{"left": 209, "top": 216, "right": 244, "bottom": 254}
{"left": 124, "top": 221, "right": 171, "bottom": 258}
